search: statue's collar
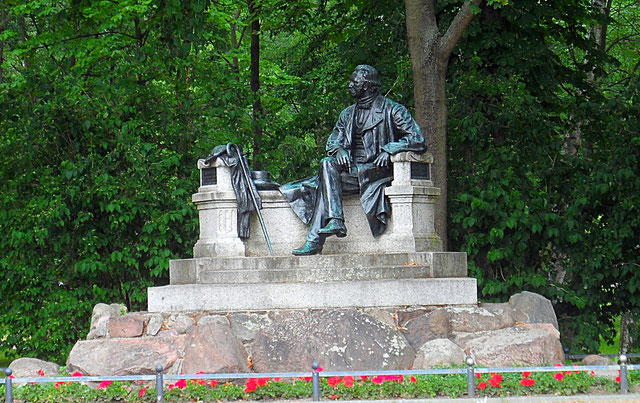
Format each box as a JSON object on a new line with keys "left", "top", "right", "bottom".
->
{"left": 356, "top": 93, "right": 380, "bottom": 110}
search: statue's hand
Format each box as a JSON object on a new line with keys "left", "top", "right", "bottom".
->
{"left": 374, "top": 151, "right": 390, "bottom": 167}
{"left": 335, "top": 148, "right": 351, "bottom": 170}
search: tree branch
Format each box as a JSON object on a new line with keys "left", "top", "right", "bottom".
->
{"left": 440, "top": 0, "right": 482, "bottom": 61}
{"left": 606, "top": 32, "right": 640, "bottom": 53}
{"left": 215, "top": 49, "right": 235, "bottom": 69}
{"left": 237, "top": 25, "right": 247, "bottom": 49}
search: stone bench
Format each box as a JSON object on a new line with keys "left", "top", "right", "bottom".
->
{"left": 192, "top": 151, "right": 442, "bottom": 257}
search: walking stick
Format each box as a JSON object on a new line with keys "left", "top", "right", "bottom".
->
{"left": 228, "top": 144, "right": 274, "bottom": 256}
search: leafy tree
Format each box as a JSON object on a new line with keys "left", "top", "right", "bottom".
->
{"left": 447, "top": 0, "right": 640, "bottom": 352}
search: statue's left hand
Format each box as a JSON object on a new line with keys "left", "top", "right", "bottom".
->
{"left": 374, "top": 151, "right": 390, "bottom": 167}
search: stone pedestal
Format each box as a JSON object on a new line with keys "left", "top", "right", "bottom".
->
{"left": 192, "top": 152, "right": 441, "bottom": 257}
{"left": 149, "top": 151, "right": 476, "bottom": 312}
{"left": 192, "top": 159, "right": 245, "bottom": 258}
{"left": 148, "top": 251, "right": 476, "bottom": 311}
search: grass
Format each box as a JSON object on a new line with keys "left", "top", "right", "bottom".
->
{"left": 599, "top": 316, "right": 622, "bottom": 355}
{"left": 0, "top": 350, "right": 11, "bottom": 368}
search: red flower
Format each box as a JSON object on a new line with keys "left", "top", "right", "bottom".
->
{"left": 475, "top": 372, "right": 481, "bottom": 379}
{"left": 489, "top": 378, "right": 502, "bottom": 388}
{"left": 343, "top": 376, "right": 354, "bottom": 388}
{"left": 554, "top": 373, "right": 564, "bottom": 381}
{"left": 273, "top": 377, "right": 281, "bottom": 382}
{"left": 71, "top": 371, "right": 83, "bottom": 377}
{"left": 554, "top": 363, "right": 562, "bottom": 367}
{"left": 327, "top": 376, "right": 342, "bottom": 388}
{"left": 168, "top": 384, "right": 175, "bottom": 390}
{"left": 488, "top": 373, "right": 502, "bottom": 387}
{"left": 257, "top": 377, "right": 270, "bottom": 386}
{"left": 317, "top": 366, "right": 324, "bottom": 372}
{"left": 55, "top": 381, "right": 65, "bottom": 388}
{"left": 371, "top": 375, "right": 384, "bottom": 384}
{"left": 210, "top": 379, "right": 218, "bottom": 387}
{"left": 329, "top": 395, "right": 339, "bottom": 400}
{"left": 360, "top": 375, "right": 368, "bottom": 381}
{"left": 244, "top": 378, "right": 258, "bottom": 393}
{"left": 409, "top": 376, "right": 417, "bottom": 383}
{"left": 300, "top": 376, "right": 312, "bottom": 382}
{"left": 37, "top": 370, "right": 45, "bottom": 377}
{"left": 520, "top": 378, "right": 535, "bottom": 387}
{"left": 138, "top": 387, "right": 147, "bottom": 397}
{"left": 589, "top": 370, "right": 595, "bottom": 376}
{"left": 97, "top": 380, "right": 112, "bottom": 389}
{"left": 175, "top": 379, "right": 187, "bottom": 389}
{"left": 521, "top": 371, "right": 531, "bottom": 378}
{"left": 477, "top": 382, "right": 488, "bottom": 390}
{"left": 616, "top": 376, "right": 621, "bottom": 383}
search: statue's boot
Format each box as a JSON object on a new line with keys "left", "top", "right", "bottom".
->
{"left": 318, "top": 218, "right": 347, "bottom": 238}
{"left": 292, "top": 240, "right": 323, "bottom": 256}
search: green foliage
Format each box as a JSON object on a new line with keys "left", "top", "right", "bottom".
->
{"left": 0, "top": 0, "right": 216, "bottom": 362}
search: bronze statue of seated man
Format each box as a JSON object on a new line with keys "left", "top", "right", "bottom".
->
{"left": 279, "top": 65, "right": 427, "bottom": 256}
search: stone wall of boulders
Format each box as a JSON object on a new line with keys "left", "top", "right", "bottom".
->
{"left": 58, "top": 291, "right": 565, "bottom": 375}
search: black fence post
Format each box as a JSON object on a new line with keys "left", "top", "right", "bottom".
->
{"left": 4, "top": 368, "right": 13, "bottom": 403}
{"left": 155, "top": 365, "right": 164, "bottom": 402}
{"left": 312, "top": 361, "right": 320, "bottom": 401}
{"left": 465, "top": 356, "right": 475, "bottom": 398}
{"left": 619, "top": 354, "right": 629, "bottom": 394}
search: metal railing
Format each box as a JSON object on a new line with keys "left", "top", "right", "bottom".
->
{"left": 1, "top": 355, "right": 637, "bottom": 402}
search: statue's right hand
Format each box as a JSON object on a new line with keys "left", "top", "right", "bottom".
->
{"left": 335, "top": 148, "right": 351, "bottom": 169}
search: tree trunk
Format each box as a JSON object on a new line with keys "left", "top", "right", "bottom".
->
{"left": 0, "top": 3, "right": 6, "bottom": 85}
{"left": 247, "top": 0, "right": 264, "bottom": 170}
{"left": 404, "top": 0, "right": 480, "bottom": 251}
{"left": 620, "top": 311, "right": 635, "bottom": 355}
{"left": 230, "top": 7, "right": 242, "bottom": 77}
{"left": 565, "top": 0, "right": 611, "bottom": 156}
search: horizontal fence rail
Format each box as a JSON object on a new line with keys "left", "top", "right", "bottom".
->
{"left": 1, "top": 355, "right": 638, "bottom": 402}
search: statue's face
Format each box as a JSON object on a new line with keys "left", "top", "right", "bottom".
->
{"left": 348, "top": 71, "right": 368, "bottom": 98}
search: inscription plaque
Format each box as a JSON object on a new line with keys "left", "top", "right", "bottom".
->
{"left": 410, "top": 162, "right": 430, "bottom": 180}
{"left": 201, "top": 167, "right": 217, "bottom": 186}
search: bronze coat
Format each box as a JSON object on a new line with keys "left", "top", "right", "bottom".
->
{"left": 280, "top": 94, "right": 426, "bottom": 236}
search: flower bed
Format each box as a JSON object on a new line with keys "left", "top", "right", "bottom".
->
{"left": 0, "top": 367, "right": 635, "bottom": 402}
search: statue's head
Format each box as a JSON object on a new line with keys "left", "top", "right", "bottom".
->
{"left": 349, "top": 65, "right": 381, "bottom": 99}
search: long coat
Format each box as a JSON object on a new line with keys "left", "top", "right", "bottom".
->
{"left": 280, "top": 94, "right": 426, "bottom": 236}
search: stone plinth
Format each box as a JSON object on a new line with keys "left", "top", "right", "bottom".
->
{"left": 148, "top": 278, "right": 477, "bottom": 312}
{"left": 168, "top": 251, "right": 468, "bottom": 284}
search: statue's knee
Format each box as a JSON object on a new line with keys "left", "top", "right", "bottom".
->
{"left": 320, "top": 157, "right": 338, "bottom": 170}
